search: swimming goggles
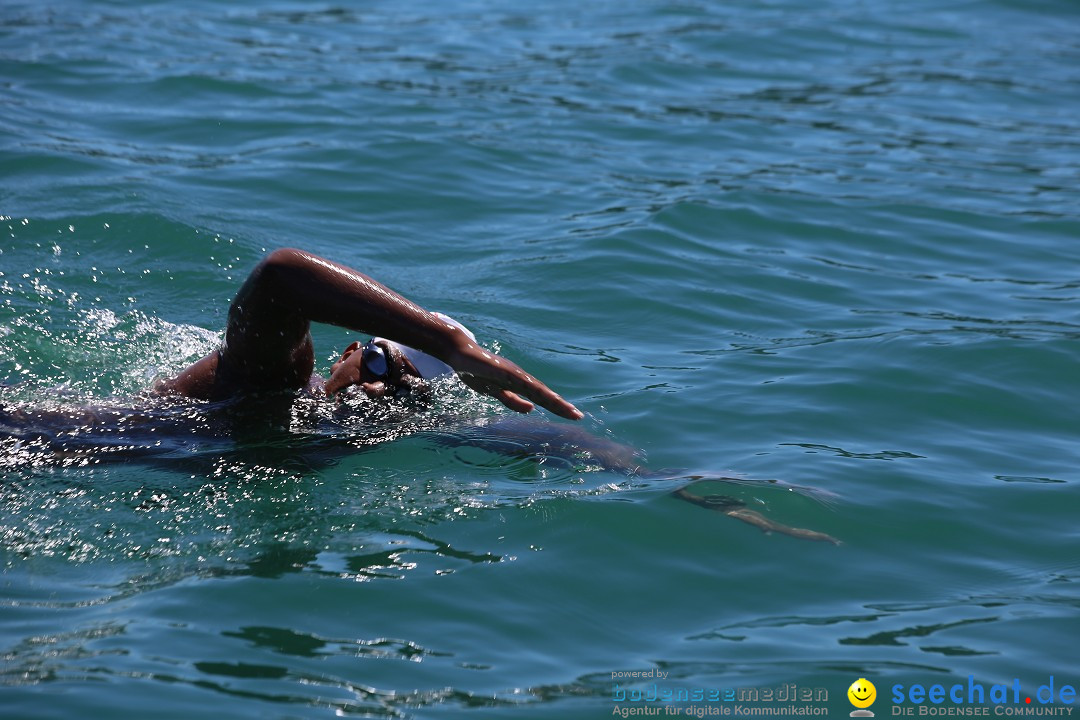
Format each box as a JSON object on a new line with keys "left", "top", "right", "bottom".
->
{"left": 361, "top": 341, "right": 390, "bottom": 381}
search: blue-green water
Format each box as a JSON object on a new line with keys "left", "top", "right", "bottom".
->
{"left": 2, "top": 1, "right": 1079, "bottom": 718}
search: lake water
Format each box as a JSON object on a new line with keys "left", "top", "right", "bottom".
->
{"left": 2, "top": 1, "right": 1079, "bottom": 718}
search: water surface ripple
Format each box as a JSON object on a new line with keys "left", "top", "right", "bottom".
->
{"left": 2, "top": 0, "right": 1079, "bottom": 718}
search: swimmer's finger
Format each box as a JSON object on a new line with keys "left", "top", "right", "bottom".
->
{"left": 536, "top": 390, "right": 583, "bottom": 420}
{"left": 456, "top": 373, "right": 532, "bottom": 413}
{"left": 508, "top": 379, "right": 582, "bottom": 420}
{"left": 495, "top": 389, "right": 535, "bottom": 415}
{"left": 483, "top": 366, "right": 581, "bottom": 419}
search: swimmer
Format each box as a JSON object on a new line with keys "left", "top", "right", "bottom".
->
{"left": 1, "top": 248, "right": 838, "bottom": 544}
{"left": 152, "top": 248, "right": 582, "bottom": 420}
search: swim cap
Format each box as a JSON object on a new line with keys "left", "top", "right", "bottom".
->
{"left": 373, "top": 312, "right": 475, "bottom": 380}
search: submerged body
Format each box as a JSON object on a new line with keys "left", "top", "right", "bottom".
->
{"left": 0, "top": 391, "right": 839, "bottom": 545}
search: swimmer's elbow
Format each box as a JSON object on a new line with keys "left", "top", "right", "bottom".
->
{"left": 230, "top": 248, "right": 315, "bottom": 315}
{"left": 244, "top": 248, "right": 337, "bottom": 301}
{"left": 259, "top": 247, "right": 312, "bottom": 271}
{"left": 245, "top": 248, "right": 310, "bottom": 287}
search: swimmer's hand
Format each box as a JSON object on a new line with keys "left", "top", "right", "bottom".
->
{"left": 446, "top": 337, "right": 583, "bottom": 421}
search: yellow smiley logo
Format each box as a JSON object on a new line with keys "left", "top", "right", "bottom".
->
{"left": 848, "top": 678, "right": 877, "bottom": 710}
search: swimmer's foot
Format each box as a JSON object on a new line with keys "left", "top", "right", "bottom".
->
{"left": 672, "top": 486, "right": 841, "bottom": 545}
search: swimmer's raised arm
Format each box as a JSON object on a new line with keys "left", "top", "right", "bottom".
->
{"left": 156, "top": 248, "right": 582, "bottom": 420}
